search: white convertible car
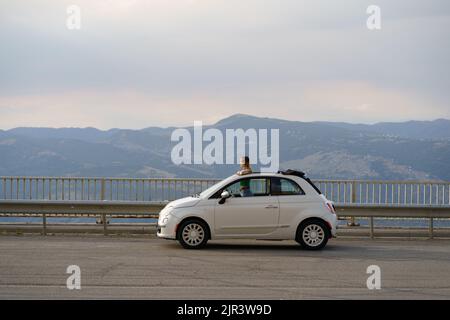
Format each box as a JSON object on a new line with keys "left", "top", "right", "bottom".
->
{"left": 157, "top": 170, "right": 337, "bottom": 250}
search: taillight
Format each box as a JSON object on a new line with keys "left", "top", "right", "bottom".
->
{"left": 325, "top": 202, "right": 336, "bottom": 214}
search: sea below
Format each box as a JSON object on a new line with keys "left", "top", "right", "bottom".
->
{"left": 1, "top": 217, "right": 450, "bottom": 228}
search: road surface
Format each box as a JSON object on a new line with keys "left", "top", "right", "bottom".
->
{"left": 0, "top": 235, "right": 449, "bottom": 299}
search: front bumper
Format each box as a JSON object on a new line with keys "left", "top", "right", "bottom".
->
{"left": 156, "top": 215, "right": 180, "bottom": 240}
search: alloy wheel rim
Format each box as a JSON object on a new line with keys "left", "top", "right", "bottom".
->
{"left": 182, "top": 223, "right": 205, "bottom": 246}
{"left": 302, "top": 224, "right": 325, "bottom": 247}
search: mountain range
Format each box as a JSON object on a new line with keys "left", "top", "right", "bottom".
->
{"left": 1, "top": 114, "right": 449, "bottom": 180}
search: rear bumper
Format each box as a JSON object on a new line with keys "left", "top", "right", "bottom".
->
{"left": 328, "top": 214, "right": 338, "bottom": 237}
{"left": 331, "top": 225, "right": 337, "bottom": 237}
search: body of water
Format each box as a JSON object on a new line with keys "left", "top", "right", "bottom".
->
{"left": 1, "top": 217, "right": 450, "bottom": 228}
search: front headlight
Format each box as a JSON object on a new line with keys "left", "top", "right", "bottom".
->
{"left": 160, "top": 206, "right": 173, "bottom": 217}
{"left": 158, "top": 207, "right": 171, "bottom": 224}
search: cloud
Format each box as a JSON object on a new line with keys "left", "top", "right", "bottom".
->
{"left": 1, "top": 81, "right": 448, "bottom": 129}
{"left": 0, "top": 0, "right": 449, "bottom": 128}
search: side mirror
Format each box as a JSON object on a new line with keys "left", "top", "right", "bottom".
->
{"left": 218, "top": 190, "right": 231, "bottom": 204}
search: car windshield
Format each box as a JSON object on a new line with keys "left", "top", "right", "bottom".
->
{"left": 198, "top": 181, "right": 223, "bottom": 198}
{"left": 198, "top": 175, "right": 237, "bottom": 198}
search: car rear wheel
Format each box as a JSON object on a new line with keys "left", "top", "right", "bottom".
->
{"left": 177, "top": 220, "right": 209, "bottom": 249}
{"left": 296, "top": 219, "right": 329, "bottom": 250}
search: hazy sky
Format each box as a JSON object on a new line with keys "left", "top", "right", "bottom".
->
{"left": 1, "top": 0, "right": 449, "bottom": 129}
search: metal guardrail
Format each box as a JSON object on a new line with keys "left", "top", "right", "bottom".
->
{"left": 1, "top": 177, "right": 450, "bottom": 239}
{"left": 1, "top": 201, "right": 450, "bottom": 239}
{"left": 0, "top": 200, "right": 164, "bottom": 236}
{"left": 335, "top": 204, "right": 450, "bottom": 239}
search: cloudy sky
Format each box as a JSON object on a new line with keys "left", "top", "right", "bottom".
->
{"left": 1, "top": 0, "right": 449, "bottom": 129}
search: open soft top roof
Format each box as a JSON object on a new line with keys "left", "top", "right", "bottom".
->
{"left": 278, "top": 169, "right": 322, "bottom": 194}
{"left": 277, "top": 169, "right": 306, "bottom": 178}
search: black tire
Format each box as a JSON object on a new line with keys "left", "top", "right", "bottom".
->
{"left": 177, "top": 219, "right": 209, "bottom": 249}
{"left": 296, "top": 219, "right": 329, "bottom": 250}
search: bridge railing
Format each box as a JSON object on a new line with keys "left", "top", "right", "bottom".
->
{"left": 1, "top": 176, "right": 449, "bottom": 206}
{"left": 1, "top": 177, "right": 450, "bottom": 239}
{"left": 0, "top": 177, "right": 219, "bottom": 202}
{"left": 315, "top": 180, "right": 450, "bottom": 206}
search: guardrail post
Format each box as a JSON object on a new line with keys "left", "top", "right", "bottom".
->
{"left": 429, "top": 218, "right": 434, "bottom": 239}
{"left": 348, "top": 181, "right": 360, "bottom": 227}
{"left": 369, "top": 217, "right": 374, "bottom": 239}
{"left": 102, "top": 213, "right": 108, "bottom": 236}
{"left": 42, "top": 213, "right": 47, "bottom": 236}
{"left": 100, "top": 179, "right": 110, "bottom": 226}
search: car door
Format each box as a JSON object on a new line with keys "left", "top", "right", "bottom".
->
{"left": 271, "top": 177, "right": 310, "bottom": 227}
{"left": 213, "top": 177, "right": 280, "bottom": 237}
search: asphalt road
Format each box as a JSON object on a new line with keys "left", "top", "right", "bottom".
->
{"left": 0, "top": 235, "right": 449, "bottom": 299}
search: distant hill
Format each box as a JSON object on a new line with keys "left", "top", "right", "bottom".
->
{"left": 314, "top": 118, "right": 450, "bottom": 140}
{"left": 4, "top": 127, "right": 118, "bottom": 142}
{"left": 0, "top": 114, "right": 449, "bottom": 180}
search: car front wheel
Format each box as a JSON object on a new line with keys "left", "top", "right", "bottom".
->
{"left": 296, "top": 219, "right": 329, "bottom": 250}
{"left": 177, "top": 220, "right": 209, "bottom": 249}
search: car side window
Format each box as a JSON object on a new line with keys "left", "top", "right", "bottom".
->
{"left": 249, "top": 178, "right": 269, "bottom": 196}
{"left": 271, "top": 178, "right": 305, "bottom": 196}
{"left": 221, "top": 178, "right": 270, "bottom": 198}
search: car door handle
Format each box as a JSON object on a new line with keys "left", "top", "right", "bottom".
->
{"left": 265, "top": 205, "right": 278, "bottom": 209}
